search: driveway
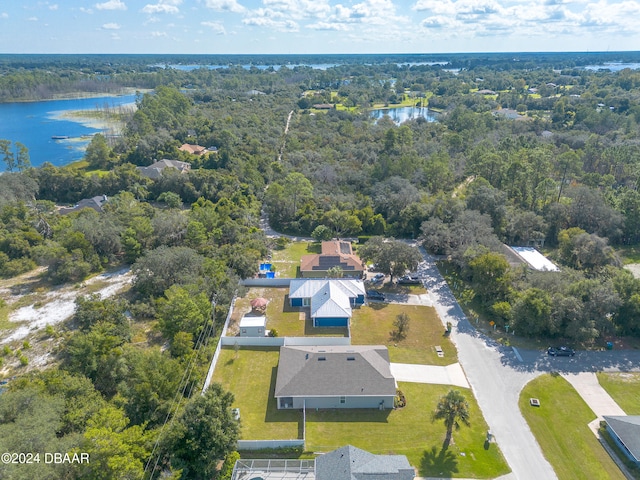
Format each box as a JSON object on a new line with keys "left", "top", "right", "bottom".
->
{"left": 390, "top": 362, "right": 469, "bottom": 388}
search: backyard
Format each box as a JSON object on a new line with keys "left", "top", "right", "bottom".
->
{"left": 519, "top": 374, "right": 625, "bottom": 480}
{"left": 227, "top": 287, "right": 348, "bottom": 337}
{"left": 350, "top": 304, "right": 457, "bottom": 365}
{"left": 270, "top": 241, "right": 320, "bottom": 278}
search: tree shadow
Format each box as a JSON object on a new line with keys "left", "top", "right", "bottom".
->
{"left": 420, "top": 445, "right": 458, "bottom": 478}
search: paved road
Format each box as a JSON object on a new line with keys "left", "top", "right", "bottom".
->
{"left": 417, "top": 248, "right": 556, "bottom": 480}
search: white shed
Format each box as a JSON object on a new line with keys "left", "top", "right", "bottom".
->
{"left": 239, "top": 316, "right": 267, "bottom": 337}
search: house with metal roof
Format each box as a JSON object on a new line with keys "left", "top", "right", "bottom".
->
{"left": 300, "top": 240, "right": 365, "bottom": 278}
{"left": 315, "top": 445, "right": 415, "bottom": 480}
{"left": 274, "top": 345, "right": 396, "bottom": 410}
{"left": 289, "top": 279, "right": 365, "bottom": 327}
{"left": 603, "top": 415, "right": 640, "bottom": 467}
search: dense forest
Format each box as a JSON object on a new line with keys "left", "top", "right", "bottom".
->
{"left": 2, "top": 53, "right": 640, "bottom": 478}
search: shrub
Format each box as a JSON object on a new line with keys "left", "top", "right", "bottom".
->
{"left": 268, "top": 329, "right": 278, "bottom": 337}
{"left": 19, "top": 355, "right": 28, "bottom": 366}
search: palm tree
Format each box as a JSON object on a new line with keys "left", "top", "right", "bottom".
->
{"left": 432, "top": 390, "right": 470, "bottom": 449}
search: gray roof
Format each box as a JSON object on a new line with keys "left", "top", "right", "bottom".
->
{"left": 59, "top": 195, "right": 108, "bottom": 215}
{"left": 289, "top": 279, "right": 365, "bottom": 299}
{"left": 604, "top": 416, "right": 640, "bottom": 461}
{"left": 274, "top": 346, "right": 396, "bottom": 398}
{"left": 137, "top": 159, "right": 191, "bottom": 179}
{"left": 316, "top": 445, "right": 414, "bottom": 480}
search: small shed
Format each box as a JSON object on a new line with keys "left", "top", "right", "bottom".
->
{"left": 239, "top": 316, "right": 267, "bottom": 337}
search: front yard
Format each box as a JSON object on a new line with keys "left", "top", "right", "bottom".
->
{"left": 597, "top": 372, "right": 640, "bottom": 415}
{"left": 519, "top": 374, "right": 625, "bottom": 480}
{"left": 350, "top": 304, "right": 457, "bottom": 365}
{"left": 306, "top": 382, "right": 510, "bottom": 479}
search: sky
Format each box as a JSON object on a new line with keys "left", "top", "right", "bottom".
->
{"left": 1, "top": 0, "right": 640, "bottom": 54}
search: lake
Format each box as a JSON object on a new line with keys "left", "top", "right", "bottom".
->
{"left": 584, "top": 62, "right": 640, "bottom": 71}
{"left": 0, "top": 93, "right": 138, "bottom": 170}
{"left": 370, "top": 106, "right": 438, "bottom": 125}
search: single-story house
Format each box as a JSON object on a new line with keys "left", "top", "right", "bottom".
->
{"left": 231, "top": 445, "right": 414, "bottom": 480}
{"left": 289, "top": 279, "right": 365, "bottom": 327}
{"left": 59, "top": 195, "right": 108, "bottom": 215}
{"left": 274, "top": 345, "right": 396, "bottom": 410}
{"left": 238, "top": 316, "right": 267, "bottom": 337}
{"left": 178, "top": 143, "right": 207, "bottom": 155}
{"left": 603, "top": 415, "right": 640, "bottom": 467}
{"left": 316, "top": 445, "right": 415, "bottom": 480}
{"left": 300, "top": 240, "right": 365, "bottom": 278}
{"left": 137, "top": 159, "right": 191, "bottom": 180}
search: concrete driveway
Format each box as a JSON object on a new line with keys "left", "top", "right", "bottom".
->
{"left": 390, "top": 362, "right": 469, "bottom": 388}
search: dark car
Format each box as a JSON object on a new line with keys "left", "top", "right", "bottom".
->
{"left": 366, "top": 290, "right": 386, "bottom": 301}
{"left": 397, "top": 275, "right": 421, "bottom": 285}
{"left": 370, "top": 273, "right": 385, "bottom": 283}
{"left": 547, "top": 346, "right": 575, "bottom": 357}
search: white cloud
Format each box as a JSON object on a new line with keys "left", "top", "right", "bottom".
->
{"left": 142, "top": 0, "right": 182, "bottom": 14}
{"left": 79, "top": 7, "right": 93, "bottom": 13}
{"left": 201, "top": 20, "right": 226, "bottom": 34}
{"left": 151, "top": 30, "right": 168, "bottom": 36}
{"left": 28, "top": 16, "right": 38, "bottom": 21}
{"left": 204, "top": 0, "right": 245, "bottom": 13}
{"left": 49, "top": 4, "right": 59, "bottom": 10}
{"left": 242, "top": 16, "right": 299, "bottom": 31}
{"left": 111, "top": 33, "right": 121, "bottom": 40}
{"left": 102, "top": 22, "right": 121, "bottom": 29}
{"left": 95, "top": 0, "right": 127, "bottom": 10}
{"left": 307, "top": 21, "right": 349, "bottom": 30}
{"left": 0, "top": 12, "right": 8, "bottom": 19}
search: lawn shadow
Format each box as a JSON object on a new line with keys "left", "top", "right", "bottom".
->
{"left": 264, "top": 366, "right": 304, "bottom": 437}
{"left": 306, "top": 408, "right": 391, "bottom": 423}
{"left": 368, "top": 302, "right": 388, "bottom": 311}
{"left": 419, "top": 445, "right": 459, "bottom": 478}
{"left": 282, "top": 294, "right": 298, "bottom": 312}
{"left": 306, "top": 243, "right": 321, "bottom": 254}
{"left": 304, "top": 311, "right": 349, "bottom": 337}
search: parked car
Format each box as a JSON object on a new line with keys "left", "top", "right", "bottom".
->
{"left": 371, "top": 273, "right": 385, "bottom": 283}
{"left": 366, "top": 290, "right": 386, "bottom": 301}
{"left": 397, "top": 275, "right": 421, "bottom": 285}
{"left": 547, "top": 346, "right": 575, "bottom": 357}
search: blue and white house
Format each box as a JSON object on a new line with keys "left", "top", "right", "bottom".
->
{"left": 289, "top": 279, "right": 365, "bottom": 327}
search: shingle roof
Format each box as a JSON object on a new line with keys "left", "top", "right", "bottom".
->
{"left": 300, "top": 241, "right": 364, "bottom": 273}
{"left": 315, "top": 445, "right": 414, "bottom": 480}
{"left": 274, "top": 346, "right": 396, "bottom": 399}
{"left": 137, "top": 159, "right": 191, "bottom": 179}
{"left": 604, "top": 416, "right": 640, "bottom": 461}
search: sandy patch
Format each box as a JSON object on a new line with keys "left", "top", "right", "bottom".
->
{"left": 625, "top": 263, "right": 640, "bottom": 279}
{"left": 1, "top": 268, "right": 132, "bottom": 345}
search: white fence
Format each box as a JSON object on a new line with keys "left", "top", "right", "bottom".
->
{"left": 237, "top": 439, "right": 305, "bottom": 450}
{"left": 220, "top": 336, "right": 351, "bottom": 347}
{"left": 241, "top": 278, "right": 293, "bottom": 287}
{"left": 202, "top": 295, "right": 237, "bottom": 393}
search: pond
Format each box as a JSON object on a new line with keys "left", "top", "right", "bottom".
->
{"left": 370, "top": 106, "right": 438, "bottom": 125}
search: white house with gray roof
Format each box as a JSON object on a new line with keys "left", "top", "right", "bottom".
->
{"left": 274, "top": 345, "right": 396, "bottom": 410}
{"left": 288, "top": 279, "right": 365, "bottom": 327}
{"left": 604, "top": 415, "right": 640, "bottom": 467}
{"left": 315, "top": 445, "right": 415, "bottom": 480}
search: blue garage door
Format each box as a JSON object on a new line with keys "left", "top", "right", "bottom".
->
{"left": 314, "top": 317, "right": 348, "bottom": 327}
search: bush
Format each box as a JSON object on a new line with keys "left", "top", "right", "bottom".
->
{"left": 274, "top": 237, "right": 290, "bottom": 250}
{"left": 268, "top": 329, "right": 278, "bottom": 337}
{"left": 218, "top": 451, "right": 240, "bottom": 480}
{"left": 19, "top": 355, "right": 28, "bottom": 366}
{"left": 22, "top": 341, "right": 31, "bottom": 350}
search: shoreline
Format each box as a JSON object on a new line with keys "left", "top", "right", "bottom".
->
{"left": 1, "top": 87, "right": 152, "bottom": 104}
{"left": 52, "top": 102, "right": 136, "bottom": 134}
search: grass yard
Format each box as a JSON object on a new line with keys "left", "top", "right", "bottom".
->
{"left": 271, "top": 241, "right": 320, "bottom": 278}
{"left": 597, "top": 372, "right": 640, "bottom": 414}
{"left": 350, "top": 304, "right": 457, "bottom": 365}
{"left": 228, "top": 288, "right": 348, "bottom": 337}
{"left": 520, "top": 374, "right": 625, "bottom": 480}
{"left": 306, "top": 382, "right": 510, "bottom": 479}
{"left": 374, "top": 281, "right": 427, "bottom": 295}
{"left": 212, "top": 347, "right": 301, "bottom": 440}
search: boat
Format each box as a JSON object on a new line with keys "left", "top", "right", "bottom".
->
{"left": 51, "top": 135, "right": 70, "bottom": 140}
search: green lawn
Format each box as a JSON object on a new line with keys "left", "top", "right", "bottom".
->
{"left": 271, "top": 241, "right": 320, "bottom": 278}
{"left": 212, "top": 347, "right": 301, "bottom": 440}
{"left": 374, "top": 282, "right": 427, "bottom": 295}
{"left": 520, "top": 374, "right": 625, "bottom": 480}
{"left": 597, "top": 372, "right": 640, "bottom": 414}
{"left": 351, "top": 304, "right": 457, "bottom": 365}
{"left": 306, "top": 383, "right": 510, "bottom": 479}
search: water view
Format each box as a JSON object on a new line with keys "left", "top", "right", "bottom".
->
{"left": 584, "top": 62, "right": 640, "bottom": 71}
{"left": 370, "top": 106, "right": 438, "bottom": 125}
{"left": 153, "top": 63, "right": 339, "bottom": 71}
{"left": 0, "top": 94, "right": 137, "bottom": 170}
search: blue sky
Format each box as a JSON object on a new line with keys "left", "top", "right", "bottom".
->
{"left": 1, "top": 0, "right": 639, "bottom": 54}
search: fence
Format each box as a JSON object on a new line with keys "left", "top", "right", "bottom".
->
{"left": 220, "top": 335, "right": 351, "bottom": 347}
{"left": 240, "top": 278, "right": 293, "bottom": 287}
{"left": 202, "top": 295, "right": 237, "bottom": 393}
{"left": 236, "top": 439, "right": 305, "bottom": 450}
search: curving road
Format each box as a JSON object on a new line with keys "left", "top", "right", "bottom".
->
{"left": 417, "top": 246, "right": 640, "bottom": 480}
